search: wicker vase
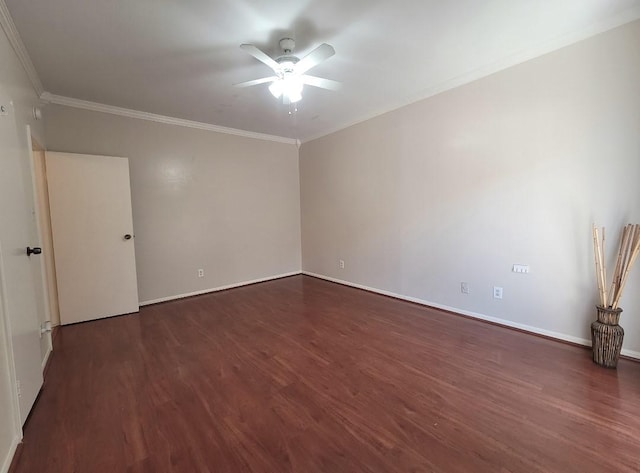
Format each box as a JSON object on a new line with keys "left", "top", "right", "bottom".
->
{"left": 591, "top": 306, "right": 624, "bottom": 368}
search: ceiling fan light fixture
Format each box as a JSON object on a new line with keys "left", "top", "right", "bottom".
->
{"left": 268, "top": 80, "right": 284, "bottom": 98}
{"left": 287, "top": 88, "right": 302, "bottom": 103}
{"left": 269, "top": 75, "right": 303, "bottom": 103}
{"left": 284, "top": 76, "right": 303, "bottom": 103}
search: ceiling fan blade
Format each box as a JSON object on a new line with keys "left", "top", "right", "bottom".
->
{"left": 234, "top": 76, "right": 277, "bottom": 88}
{"left": 301, "top": 75, "right": 341, "bottom": 91}
{"left": 296, "top": 43, "right": 335, "bottom": 74}
{"left": 240, "top": 44, "right": 280, "bottom": 71}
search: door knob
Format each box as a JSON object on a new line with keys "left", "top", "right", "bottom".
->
{"left": 26, "top": 247, "right": 42, "bottom": 256}
{"left": 123, "top": 234, "right": 132, "bottom": 240}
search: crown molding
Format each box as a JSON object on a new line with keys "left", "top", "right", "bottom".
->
{"left": 301, "top": 9, "right": 640, "bottom": 144}
{"left": 40, "top": 93, "right": 298, "bottom": 145}
{"left": 0, "top": 0, "right": 44, "bottom": 95}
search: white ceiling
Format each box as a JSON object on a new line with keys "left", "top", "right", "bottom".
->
{"left": 5, "top": 0, "right": 640, "bottom": 142}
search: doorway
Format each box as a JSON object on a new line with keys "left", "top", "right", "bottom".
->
{"left": 30, "top": 135, "right": 58, "bottom": 356}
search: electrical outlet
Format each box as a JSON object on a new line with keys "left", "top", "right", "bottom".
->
{"left": 461, "top": 282, "right": 470, "bottom": 294}
{"left": 512, "top": 264, "right": 530, "bottom": 274}
{"left": 339, "top": 259, "right": 345, "bottom": 269}
{"left": 197, "top": 269, "right": 204, "bottom": 278}
{"left": 493, "top": 286, "right": 503, "bottom": 299}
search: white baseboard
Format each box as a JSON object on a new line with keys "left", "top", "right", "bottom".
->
{"left": 41, "top": 343, "right": 52, "bottom": 373}
{"left": 302, "top": 271, "right": 640, "bottom": 361}
{"left": 1, "top": 435, "right": 20, "bottom": 473}
{"left": 623, "top": 348, "right": 640, "bottom": 359}
{"left": 139, "top": 271, "right": 302, "bottom": 306}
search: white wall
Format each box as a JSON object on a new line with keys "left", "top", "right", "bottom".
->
{"left": 44, "top": 107, "right": 302, "bottom": 304}
{"left": 0, "top": 20, "right": 47, "bottom": 473}
{"left": 0, "top": 296, "right": 17, "bottom": 473}
{"left": 300, "top": 21, "right": 640, "bottom": 355}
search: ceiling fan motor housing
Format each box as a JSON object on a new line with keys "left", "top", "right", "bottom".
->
{"left": 276, "top": 55, "right": 299, "bottom": 73}
{"left": 277, "top": 38, "right": 299, "bottom": 75}
{"left": 279, "top": 37, "right": 296, "bottom": 53}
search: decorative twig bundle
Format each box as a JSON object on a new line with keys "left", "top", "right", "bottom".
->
{"left": 592, "top": 224, "right": 640, "bottom": 309}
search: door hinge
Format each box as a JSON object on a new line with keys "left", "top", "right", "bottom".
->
{"left": 40, "top": 321, "right": 52, "bottom": 337}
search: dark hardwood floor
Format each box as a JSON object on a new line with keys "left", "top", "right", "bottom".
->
{"left": 11, "top": 275, "right": 640, "bottom": 472}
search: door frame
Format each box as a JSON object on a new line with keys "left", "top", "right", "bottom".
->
{"left": 25, "top": 126, "right": 53, "bottom": 367}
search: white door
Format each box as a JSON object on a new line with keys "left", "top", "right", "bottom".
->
{"left": 46, "top": 152, "right": 139, "bottom": 325}
{"left": 0, "top": 97, "right": 44, "bottom": 424}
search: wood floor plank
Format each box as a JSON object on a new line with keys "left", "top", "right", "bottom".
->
{"left": 11, "top": 275, "right": 640, "bottom": 472}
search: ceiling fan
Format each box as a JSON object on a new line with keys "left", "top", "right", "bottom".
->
{"left": 235, "top": 38, "right": 340, "bottom": 104}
